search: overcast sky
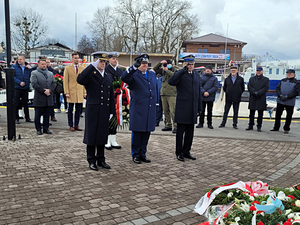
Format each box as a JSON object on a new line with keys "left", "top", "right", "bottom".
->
{"left": 1, "top": 0, "right": 299, "bottom": 62}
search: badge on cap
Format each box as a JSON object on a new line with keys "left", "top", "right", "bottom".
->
{"left": 91, "top": 51, "right": 108, "bottom": 61}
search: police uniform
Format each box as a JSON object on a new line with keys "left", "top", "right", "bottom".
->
{"left": 121, "top": 54, "right": 157, "bottom": 164}
{"left": 104, "top": 52, "right": 123, "bottom": 150}
{"left": 77, "top": 52, "right": 115, "bottom": 171}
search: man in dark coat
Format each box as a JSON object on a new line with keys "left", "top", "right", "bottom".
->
{"left": 270, "top": 69, "right": 300, "bottom": 134}
{"left": 121, "top": 54, "right": 157, "bottom": 164}
{"left": 197, "top": 65, "right": 219, "bottom": 129}
{"left": 104, "top": 52, "right": 123, "bottom": 150}
{"left": 77, "top": 52, "right": 115, "bottom": 171}
{"left": 219, "top": 66, "right": 245, "bottom": 129}
{"left": 246, "top": 66, "right": 269, "bottom": 132}
{"left": 30, "top": 59, "right": 56, "bottom": 135}
{"left": 46, "top": 59, "right": 58, "bottom": 122}
{"left": 12, "top": 56, "right": 34, "bottom": 124}
{"left": 168, "top": 55, "right": 202, "bottom": 162}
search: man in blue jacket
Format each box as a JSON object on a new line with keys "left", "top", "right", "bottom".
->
{"left": 121, "top": 54, "right": 157, "bottom": 164}
{"left": 13, "top": 56, "right": 33, "bottom": 124}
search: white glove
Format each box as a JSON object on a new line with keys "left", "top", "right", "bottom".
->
{"left": 92, "top": 59, "right": 99, "bottom": 69}
{"left": 109, "top": 114, "right": 113, "bottom": 120}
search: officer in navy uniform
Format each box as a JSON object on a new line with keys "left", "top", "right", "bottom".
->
{"left": 168, "top": 55, "right": 202, "bottom": 162}
{"left": 104, "top": 52, "right": 123, "bottom": 150}
{"left": 77, "top": 52, "right": 115, "bottom": 171}
{"left": 121, "top": 54, "right": 157, "bottom": 164}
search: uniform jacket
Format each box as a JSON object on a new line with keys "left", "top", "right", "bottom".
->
{"left": 153, "top": 62, "right": 177, "bottom": 96}
{"left": 30, "top": 68, "right": 56, "bottom": 107}
{"left": 13, "top": 62, "right": 32, "bottom": 90}
{"left": 223, "top": 73, "right": 245, "bottom": 103}
{"left": 276, "top": 77, "right": 300, "bottom": 106}
{"left": 200, "top": 73, "right": 219, "bottom": 102}
{"left": 168, "top": 68, "right": 202, "bottom": 124}
{"left": 121, "top": 66, "right": 157, "bottom": 132}
{"left": 105, "top": 64, "right": 123, "bottom": 82}
{"left": 63, "top": 64, "right": 86, "bottom": 103}
{"left": 77, "top": 64, "right": 116, "bottom": 145}
{"left": 248, "top": 75, "right": 269, "bottom": 110}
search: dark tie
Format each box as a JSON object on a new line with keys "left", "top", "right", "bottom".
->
{"left": 75, "top": 66, "right": 78, "bottom": 74}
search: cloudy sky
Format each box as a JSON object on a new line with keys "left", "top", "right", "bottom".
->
{"left": 1, "top": 0, "right": 299, "bottom": 62}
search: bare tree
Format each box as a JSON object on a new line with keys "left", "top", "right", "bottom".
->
{"left": 78, "top": 35, "right": 95, "bottom": 54}
{"left": 42, "top": 37, "right": 66, "bottom": 46}
{"left": 12, "top": 8, "right": 48, "bottom": 57}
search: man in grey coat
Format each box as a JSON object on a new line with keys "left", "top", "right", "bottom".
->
{"left": 30, "top": 59, "right": 56, "bottom": 135}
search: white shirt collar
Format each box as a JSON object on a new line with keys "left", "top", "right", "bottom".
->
{"left": 110, "top": 64, "right": 118, "bottom": 71}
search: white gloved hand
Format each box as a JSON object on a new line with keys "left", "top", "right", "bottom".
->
{"left": 109, "top": 114, "right": 113, "bottom": 120}
{"left": 92, "top": 59, "right": 99, "bottom": 69}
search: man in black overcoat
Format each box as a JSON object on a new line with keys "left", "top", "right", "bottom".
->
{"left": 77, "top": 52, "right": 115, "bottom": 171}
{"left": 246, "top": 66, "right": 269, "bottom": 132}
{"left": 168, "top": 55, "right": 202, "bottom": 162}
{"left": 104, "top": 52, "right": 123, "bottom": 150}
{"left": 219, "top": 66, "right": 245, "bottom": 129}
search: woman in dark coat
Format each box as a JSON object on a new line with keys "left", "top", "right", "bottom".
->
{"left": 77, "top": 54, "right": 115, "bottom": 171}
{"left": 246, "top": 67, "right": 269, "bottom": 131}
{"left": 121, "top": 54, "right": 156, "bottom": 164}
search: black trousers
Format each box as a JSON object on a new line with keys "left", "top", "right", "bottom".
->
{"left": 68, "top": 103, "right": 82, "bottom": 127}
{"left": 34, "top": 106, "right": 52, "bottom": 131}
{"left": 108, "top": 125, "right": 117, "bottom": 135}
{"left": 176, "top": 123, "right": 194, "bottom": 157}
{"left": 86, "top": 145, "right": 105, "bottom": 164}
{"left": 50, "top": 95, "right": 55, "bottom": 118}
{"left": 221, "top": 101, "right": 240, "bottom": 126}
{"left": 14, "top": 89, "right": 30, "bottom": 120}
{"left": 249, "top": 109, "right": 264, "bottom": 128}
{"left": 56, "top": 93, "right": 67, "bottom": 110}
{"left": 199, "top": 101, "right": 214, "bottom": 125}
{"left": 131, "top": 131, "right": 150, "bottom": 159}
{"left": 274, "top": 103, "right": 294, "bottom": 131}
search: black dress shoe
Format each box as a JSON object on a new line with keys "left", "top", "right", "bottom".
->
{"left": 219, "top": 124, "right": 225, "bottom": 128}
{"left": 89, "top": 163, "right": 98, "bottom": 171}
{"left": 208, "top": 125, "right": 214, "bottom": 129}
{"left": 43, "top": 130, "right": 52, "bottom": 134}
{"left": 196, "top": 123, "right": 203, "bottom": 128}
{"left": 140, "top": 157, "right": 151, "bottom": 163}
{"left": 172, "top": 128, "right": 177, "bottom": 134}
{"left": 105, "top": 146, "right": 112, "bottom": 150}
{"left": 133, "top": 157, "right": 141, "bottom": 164}
{"left": 257, "top": 127, "right": 261, "bottom": 132}
{"left": 245, "top": 126, "right": 253, "bottom": 130}
{"left": 177, "top": 155, "right": 185, "bottom": 161}
{"left": 270, "top": 128, "right": 279, "bottom": 131}
{"left": 19, "top": 116, "right": 24, "bottom": 119}
{"left": 162, "top": 127, "right": 172, "bottom": 131}
{"left": 284, "top": 130, "right": 289, "bottom": 134}
{"left": 233, "top": 125, "right": 238, "bottom": 129}
{"left": 15, "top": 120, "right": 20, "bottom": 124}
{"left": 183, "top": 154, "right": 196, "bottom": 160}
{"left": 26, "top": 118, "right": 34, "bottom": 123}
{"left": 37, "top": 130, "right": 43, "bottom": 135}
{"left": 155, "top": 123, "right": 159, "bottom": 127}
{"left": 111, "top": 145, "right": 121, "bottom": 149}
{"left": 98, "top": 162, "right": 111, "bottom": 169}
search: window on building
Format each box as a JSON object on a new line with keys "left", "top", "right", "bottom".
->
{"left": 220, "top": 49, "right": 230, "bottom": 54}
{"left": 203, "top": 49, "right": 207, "bottom": 53}
{"left": 269, "top": 68, "right": 272, "bottom": 74}
{"left": 226, "top": 50, "right": 230, "bottom": 54}
{"left": 276, "top": 69, "right": 279, "bottom": 75}
{"left": 198, "top": 49, "right": 202, "bottom": 53}
{"left": 220, "top": 49, "right": 224, "bottom": 54}
{"left": 283, "top": 69, "right": 286, "bottom": 74}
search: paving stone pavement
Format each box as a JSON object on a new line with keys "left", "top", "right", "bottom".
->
{"left": 0, "top": 114, "right": 300, "bottom": 225}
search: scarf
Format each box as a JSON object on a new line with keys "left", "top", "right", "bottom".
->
{"left": 37, "top": 67, "right": 49, "bottom": 78}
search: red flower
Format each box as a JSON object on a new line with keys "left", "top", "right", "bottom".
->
{"left": 250, "top": 205, "right": 257, "bottom": 211}
{"left": 122, "top": 101, "right": 128, "bottom": 106}
{"left": 252, "top": 201, "right": 260, "bottom": 205}
{"left": 224, "top": 212, "right": 228, "bottom": 218}
{"left": 257, "top": 210, "right": 264, "bottom": 214}
{"left": 122, "top": 94, "right": 127, "bottom": 99}
{"left": 115, "top": 88, "right": 121, "bottom": 94}
{"left": 284, "top": 218, "right": 292, "bottom": 225}
{"left": 198, "top": 223, "right": 209, "bottom": 225}
{"left": 288, "top": 195, "right": 295, "bottom": 200}
{"left": 257, "top": 222, "right": 264, "bottom": 225}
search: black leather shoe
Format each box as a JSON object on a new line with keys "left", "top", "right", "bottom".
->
{"left": 26, "top": 118, "right": 34, "bottom": 123}
{"left": 162, "top": 127, "right": 172, "bottom": 131}
{"left": 284, "top": 130, "right": 289, "bottom": 134}
{"left": 208, "top": 125, "right": 214, "bottom": 129}
{"left": 89, "top": 163, "right": 98, "bottom": 171}
{"left": 155, "top": 123, "right": 159, "bottom": 127}
{"left": 43, "top": 130, "right": 52, "bottom": 134}
{"left": 219, "top": 124, "right": 225, "bottom": 128}
{"left": 98, "top": 162, "right": 111, "bottom": 169}
{"left": 257, "top": 127, "right": 261, "bottom": 132}
{"left": 270, "top": 128, "right": 279, "bottom": 131}
{"left": 15, "top": 120, "right": 20, "bottom": 124}
{"left": 183, "top": 154, "right": 196, "bottom": 160}
{"left": 111, "top": 145, "right": 121, "bottom": 149}
{"left": 233, "top": 125, "right": 238, "bottom": 129}
{"left": 37, "top": 130, "right": 43, "bottom": 135}
{"left": 133, "top": 157, "right": 141, "bottom": 164}
{"left": 140, "top": 157, "right": 151, "bottom": 163}
{"left": 245, "top": 126, "right": 253, "bottom": 130}
{"left": 172, "top": 128, "right": 177, "bottom": 134}
{"left": 177, "top": 155, "right": 185, "bottom": 161}
{"left": 196, "top": 123, "right": 203, "bottom": 128}
{"left": 105, "top": 146, "right": 112, "bottom": 150}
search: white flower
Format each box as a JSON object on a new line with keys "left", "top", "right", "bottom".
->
{"left": 249, "top": 196, "right": 255, "bottom": 201}
{"left": 289, "top": 187, "right": 295, "bottom": 192}
{"left": 122, "top": 106, "right": 125, "bottom": 110}
{"left": 123, "top": 119, "right": 127, "bottom": 123}
{"left": 227, "top": 192, "right": 233, "bottom": 198}
{"left": 285, "top": 209, "right": 292, "bottom": 215}
{"left": 235, "top": 217, "right": 240, "bottom": 222}
{"left": 240, "top": 202, "right": 250, "bottom": 212}
{"left": 288, "top": 213, "right": 295, "bottom": 219}
{"left": 295, "top": 200, "right": 300, "bottom": 207}
{"left": 122, "top": 112, "right": 127, "bottom": 116}
{"left": 236, "top": 190, "right": 239, "bottom": 193}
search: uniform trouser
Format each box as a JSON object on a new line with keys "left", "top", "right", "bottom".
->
{"left": 108, "top": 125, "right": 117, "bottom": 135}
{"left": 56, "top": 93, "right": 67, "bottom": 110}
{"left": 249, "top": 109, "right": 264, "bottom": 128}
{"left": 50, "top": 95, "right": 55, "bottom": 118}
{"left": 199, "top": 101, "right": 214, "bottom": 125}
{"left": 274, "top": 103, "right": 294, "bottom": 131}
{"left": 14, "top": 89, "right": 30, "bottom": 120}
{"left": 161, "top": 96, "right": 177, "bottom": 129}
{"left": 176, "top": 123, "right": 194, "bottom": 157}
{"left": 34, "top": 106, "right": 52, "bottom": 131}
{"left": 68, "top": 103, "right": 82, "bottom": 127}
{"left": 131, "top": 131, "right": 150, "bottom": 159}
{"left": 86, "top": 145, "right": 105, "bottom": 164}
{"left": 221, "top": 102, "right": 240, "bottom": 126}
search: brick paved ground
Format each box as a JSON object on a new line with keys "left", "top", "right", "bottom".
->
{"left": 0, "top": 117, "right": 300, "bottom": 225}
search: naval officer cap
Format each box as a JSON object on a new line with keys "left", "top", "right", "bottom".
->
{"left": 91, "top": 51, "right": 108, "bottom": 60}
{"left": 182, "top": 54, "right": 195, "bottom": 63}
{"left": 134, "top": 54, "right": 149, "bottom": 63}
{"left": 108, "top": 52, "right": 120, "bottom": 58}
{"left": 286, "top": 69, "right": 295, "bottom": 73}
{"left": 256, "top": 66, "right": 263, "bottom": 71}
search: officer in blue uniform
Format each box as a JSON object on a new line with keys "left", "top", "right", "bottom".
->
{"left": 77, "top": 52, "right": 115, "bottom": 171}
{"left": 121, "top": 54, "right": 157, "bottom": 164}
{"left": 104, "top": 52, "right": 123, "bottom": 150}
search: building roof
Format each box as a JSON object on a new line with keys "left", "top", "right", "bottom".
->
{"left": 182, "top": 33, "right": 247, "bottom": 47}
{"left": 30, "top": 43, "right": 73, "bottom": 51}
